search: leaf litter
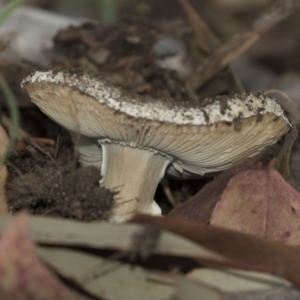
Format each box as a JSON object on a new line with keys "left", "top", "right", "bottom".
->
{"left": 1, "top": 0, "right": 300, "bottom": 299}
{"left": 0, "top": 214, "right": 231, "bottom": 299}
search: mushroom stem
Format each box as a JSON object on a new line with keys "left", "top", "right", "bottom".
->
{"left": 100, "top": 142, "right": 172, "bottom": 223}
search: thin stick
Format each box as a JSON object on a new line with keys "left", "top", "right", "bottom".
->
{"left": 24, "top": 138, "right": 56, "bottom": 165}
{"left": 177, "top": 0, "right": 244, "bottom": 92}
{"left": 177, "top": 0, "right": 220, "bottom": 54}
{"left": 264, "top": 89, "right": 295, "bottom": 104}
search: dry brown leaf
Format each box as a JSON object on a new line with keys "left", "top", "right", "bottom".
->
{"left": 211, "top": 159, "right": 300, "bottom": 245}
{"left": 38, "top": 247, "right": 175, "bottom": 300}
{"left": 0, "top": 215, "right": 232, "bottom": 271}
{"left": 0, "top": 214, "right": 82, "bottom": 299}
{"left": 131, "top": 214, "right": 300, "bottom": 287}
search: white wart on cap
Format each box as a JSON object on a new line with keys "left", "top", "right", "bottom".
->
{"left": 21, "top": 69, "right": 291, "bottom": 223}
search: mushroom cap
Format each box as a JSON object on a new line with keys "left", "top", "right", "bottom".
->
{"left": 21, "top": 69, "right": 291, "bottom": 176}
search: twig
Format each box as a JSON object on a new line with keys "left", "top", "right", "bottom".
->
{"left": 264, "top": 89, "right": 295, "bottom": 105}
{"left": 177, "top": 0, "right": 244, "bottom": 92}
{"left": 177, "top": 0, "right": 220, "bottom": 54}
{"left": 24, "top": 138, "right": 56, "bottom": 165}
{"left": 188, "top": 0, "right": 300, "bottom": 91}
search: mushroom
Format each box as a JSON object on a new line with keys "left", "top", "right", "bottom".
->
{"left": 21, "top": 69, "right": 290, "bottom": 223}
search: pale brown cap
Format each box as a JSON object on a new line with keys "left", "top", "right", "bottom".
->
{"left": 21, "top": 69, "right": 291, "bottom": 177}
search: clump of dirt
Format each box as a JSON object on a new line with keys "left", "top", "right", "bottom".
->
{"left": 7, "top": 148, "right": 45, "bottom": 175}
{"left": 6, "top": 147, "right": 114, "bottom": 221}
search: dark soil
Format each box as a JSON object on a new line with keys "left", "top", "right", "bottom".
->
{"left": 6, "top": 145, "right": 114, "bottom": 221}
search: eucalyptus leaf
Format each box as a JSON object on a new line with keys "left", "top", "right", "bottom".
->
{"left": 39, "top": 247, "right": 174, "bottom": 300}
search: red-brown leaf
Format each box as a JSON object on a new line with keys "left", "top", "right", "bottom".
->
{"left": 211, "top": 159, "right": 300, "bottom": 245}
{"left": 168, "top": 155, "right": 262, "bottom": 223}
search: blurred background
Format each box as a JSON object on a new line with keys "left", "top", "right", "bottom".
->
{"left": 14, "top": 0, "right": 275, "bottom": 35}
